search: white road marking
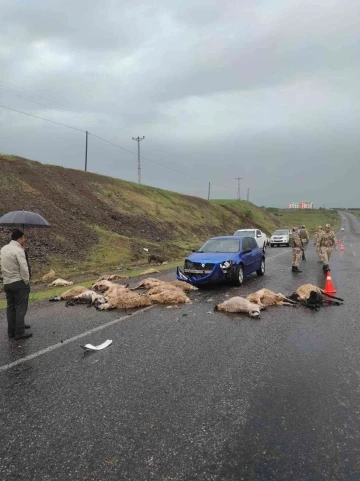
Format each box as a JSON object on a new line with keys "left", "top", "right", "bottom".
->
{"left": 0, "top": 306, "right": 154, "bottom": 373}
{"left": 266, "top": 250, "right": 290, "bottom": 260}
{"left": 0, "top": 251, "right": 289, "bottom": 373}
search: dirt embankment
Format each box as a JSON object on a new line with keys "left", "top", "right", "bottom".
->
{"left": 0, "top": 154, "right": 284, "bottom": 277}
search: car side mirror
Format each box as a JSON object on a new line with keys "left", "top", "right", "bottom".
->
{"left": 256, "top": 234, "right": 261, "bottom": 238}
{"left": 192, "top": 249, "right": 198, "bottom": 253}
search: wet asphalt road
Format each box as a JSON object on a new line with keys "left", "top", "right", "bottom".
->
{"left": 1, "top": 216, "right": 360, "bottom": 481}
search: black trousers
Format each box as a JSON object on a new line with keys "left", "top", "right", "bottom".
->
{"left": 4, "top": 281, "right": 30, "bottom": 337}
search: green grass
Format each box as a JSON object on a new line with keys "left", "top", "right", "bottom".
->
{"left": 268, "top": 209, "right": 340, "bottom": 236}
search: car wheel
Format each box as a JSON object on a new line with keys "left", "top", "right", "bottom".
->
{"left": 256, "top": 259, "right": 265, "bottom": 276}
{"left": 263, "top": 243, "right": 266, "bottom": 254}
{"left": 286, "top": 243, "right": 290, "bottom": 247}
{"left": 234, "top": 264, "right": 244, "bottom": 286}
{"left": 270, "top": 243, "right": 274, "bottom": 248}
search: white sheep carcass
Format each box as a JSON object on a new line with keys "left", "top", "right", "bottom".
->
{"left": 214, "top": 297, "right": 263, "bottom": 318}
{"left": 48, "top": 278, "right": 74, "bottom": 288}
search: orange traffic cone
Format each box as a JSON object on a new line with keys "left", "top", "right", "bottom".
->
{"left": 324, "top": 271, "right": 337, "bottom": 294}
{"left": 340, "top": 244, "right": 344, "bottom": 252}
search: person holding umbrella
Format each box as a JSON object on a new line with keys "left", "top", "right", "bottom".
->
{"left": 0, "top": 229, "right": 32, "bottom": 340}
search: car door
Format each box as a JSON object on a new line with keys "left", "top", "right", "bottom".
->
{"left": 250, "top": 238, "right": 262, "bottom": 271}
{"left": 255, "top": 230, "right": 263, "bottom": 249}
{"left": 241, "top": 238, "right": 255, "bottom": 274}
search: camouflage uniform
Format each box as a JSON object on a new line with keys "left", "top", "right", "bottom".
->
{"left": 319, "top": 225, "right": 336, "bottom": 270}
{"left": 299, "top": 226, "right": 309, "bottom": 248}
{"left": 289, "top": 230, "right": 303, "bottom": 271}
{"left": 314, "top": 226, "right": 323, "bottom": 262}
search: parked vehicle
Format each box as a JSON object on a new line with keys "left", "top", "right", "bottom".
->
{"left": 270, "top": 229, "right": 291, "bottom": 247}
{"left": 176, "top": 236, "right": 265, "bottom": 287}
{"left": 233, "top": 229, "right": 268, "bottom": 253}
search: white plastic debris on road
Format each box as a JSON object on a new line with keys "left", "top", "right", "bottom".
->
{"left": 81, "top": 339, "right": 113, "bottom": 351}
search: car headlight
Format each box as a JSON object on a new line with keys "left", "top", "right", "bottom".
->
{"left": 220, "top": 260, "right": 233, "bottom": 270}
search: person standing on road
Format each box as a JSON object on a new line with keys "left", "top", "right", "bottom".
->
{"left": 314, "top": 226, "right": 323, "bottom": 263}
{"left": 318, "top": 224, "right": 336, "bottom": 272}
{"left": 299, "top": 225, "right": 309, "bottom": 248}
{"left": 0, "top": 229, "right": 32, "bottom": 340}
{"left": 290, "top": 227, "right": 303, "bottom": 273}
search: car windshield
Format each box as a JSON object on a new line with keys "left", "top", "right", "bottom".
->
{"left": 198, "top": 239, "right": 240, "bottom": 253}
{"left": 234, "top": 230, "right": 255, "bottom": 237}
{"left": 273, "top": 230, "right": 289, "bottom": 235}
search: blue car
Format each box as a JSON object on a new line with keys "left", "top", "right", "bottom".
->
{"left": 176, "top": 236, "right": 265, "bottom": 287}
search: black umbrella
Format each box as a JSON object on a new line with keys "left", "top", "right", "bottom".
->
{"left": 0, "top": 211, "right": 51, "bottom": 281}
{"left": 0, "top": 210, "right": 51, "bottom": 229}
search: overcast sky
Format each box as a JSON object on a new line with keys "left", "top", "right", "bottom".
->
{"left": 0, "top": 0, "right": 359, "bottom": 207}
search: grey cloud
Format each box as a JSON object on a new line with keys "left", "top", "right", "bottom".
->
{"left": 0, "top": 0, "right": 359, "bottom": 207}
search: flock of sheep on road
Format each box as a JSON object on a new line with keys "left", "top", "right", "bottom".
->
{"left": 47, "top": 272, "right": 343, "bottom": 318}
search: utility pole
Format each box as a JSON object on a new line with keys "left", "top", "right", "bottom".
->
{"left": 208, "top": 182, "right": 211, "bottom": 200}
{"left": 247, "top": 188, "right": 249, "bottom": 202}
{"left": 235, "top": 177, "right": 243, "bottom": 200}
{"left": 84, "top": 130, "right": 88, "bottom": 172}
{"left": 132, "top": 136, "right": 145, "bottom": 184}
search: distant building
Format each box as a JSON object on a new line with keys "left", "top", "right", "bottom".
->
{"left": 288, "top": 201, "right": 313, "bottom": 209}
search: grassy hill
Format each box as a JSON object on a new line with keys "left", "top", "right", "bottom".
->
{"left": 0, "top": 154, "right": 284, "bottom": 278}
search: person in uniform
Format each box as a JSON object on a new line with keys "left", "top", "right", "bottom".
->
{"left": 318, "top": 223, "right": 336, "bottom": 271}
{"left": 290, "top": 227, "right": 303, "bottom": 273}
{"left": 314, "top": 226, "right": 323, "bottom": 263}
{"left": 299, "top": 225, "right": 309, "bottom": 248}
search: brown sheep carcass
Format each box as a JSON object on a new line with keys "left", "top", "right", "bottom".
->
{"left": 247, "top": 289, "right": 297, "bottom": 307}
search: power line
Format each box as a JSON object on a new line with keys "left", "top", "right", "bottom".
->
{"left": 90, "top": 133, "right": 207, "bottom": 184}
{"left": 0, "top": 102, "right": 233, "bottom": 190}
{"left": 0, "top": 103, "right": 86, "bottom": 132}
{"left": 0, "top": 79, "right": 110, "bottom": 128}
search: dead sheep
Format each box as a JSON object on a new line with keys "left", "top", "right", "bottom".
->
{"left": 132, "top": 278, "right": 163, "bottom": 290}
{"left": 168, "top": 280, "right": 198, "bottom": 293}
{"left": 91, "top": 280, "right": 152, "bottom": 311}
{"left": 48, "top": 278, "right": 74, "bottom": 288}
{"left": 289, "top": 284, "right": 344, "bottom": 310}
{"left": 133, "top": 278, "right": 198, "bottom": 293}
{"left": 95, "top": 274, "right": 127, "bottom": 283}
{"left": 41, "top": 269, "right": 56, "bottom": 282}
{"left": 65, "top": 290, "right": 108, "bottom": 307}
{"left": 97, "top": 291, "right": 153, "bottom": 311}
{"left": 289, "top": 284, "right": 325, "bottom": 301}
{"left": 49, "top": 285, "right": 88, "bottom": 302}
{"left": 147, "top": 286, "right": 191, "bottom": 305}
{"left": 247, "top": 289, "right": 297, "bottom": 307}
{"left": 91, "top": 280, "right": 129, "bottom": 295}
{"left": 214, "top": 297, "right": 264, "bottom": 318}
{"left": 139, "top": 268, "right": 160, "bottom": 276}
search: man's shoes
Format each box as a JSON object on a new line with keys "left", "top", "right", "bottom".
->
{"left": 14, "top": 332, "right": 33, "bottom": 340}
{"left": 323, "top": 265, "right": 330, "bottom": 272}
{"left": 24, "top": 324, "right": 31, "bottom": 329}
{"left": 292, "top": 266, "right": 302, "bottom": 273}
